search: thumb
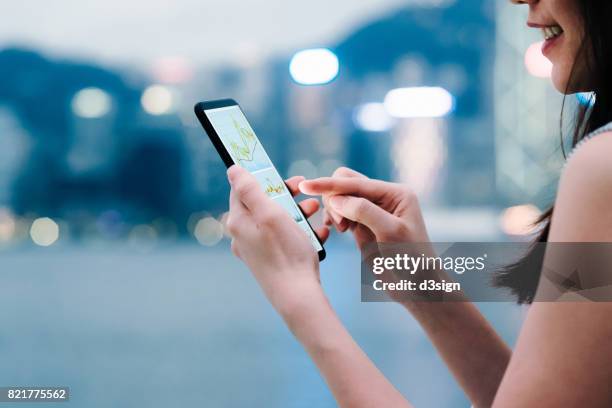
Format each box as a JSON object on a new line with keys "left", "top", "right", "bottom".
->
{"left": 227, "top": 165, "right": 271, "bottom": 217}
{"left": 328, "top": 195, "right": 399, "bottom": 240}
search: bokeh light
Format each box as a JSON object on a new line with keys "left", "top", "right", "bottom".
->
{"left": 219, "top": 212, "right": 231, "bottom": 238}
{"left": 288, "top": 159, "right": 318, "bottom": 179}
{"left": 392, "top": 118, "right": 446, "bottom": 197}
{"left": 128, "top": 224, "right": 158, "bottom": 251}
{"left": 353, "top": 102, "right": 395, "bottom": 132}
{"left": 524, "top": 41, "right": 552, "bottom": 78}
{"left": 0, "top": 208, "right": 16, "bottom": 242}
{"left": 289, "top": 48, "right": 339, "bottom": 85}
{"left": 71, "top": 87, "right": 112, "bottom": 118}
{"left": 384, "top": 87, "right": 454, "bottom": 118}
{"left": 30, "top": 217, "right": 60, "bottom": 246}
{"left": 141, "top": 85, "right": 174, "bottom": 115}
{"left": 194, "top": 216, "right": 224, "bottom": 246}
{"left": 151, "top": 56, "right": 194, "bottom": 84}
{"left": 318, "top": 159, "right": 343, "bottom": 177}
{"left": 500, "top": 204, "right": 541, "bottom": 236}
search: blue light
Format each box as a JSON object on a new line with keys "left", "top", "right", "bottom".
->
{"left": 576, "top": 92, "right": 595, "bottom": 107}
{"left": 289, "top": 48, "right": 339, "bottom": 85}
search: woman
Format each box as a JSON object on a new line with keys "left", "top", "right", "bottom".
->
{"left": 225, "top": 0, "right": 612, "bottom": 406}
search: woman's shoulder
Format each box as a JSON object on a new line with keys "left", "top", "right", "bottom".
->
{"left": 563, "top": 129, "right": 612, "bottom": 180}
{"left": 552, "top": 130, "right": 612, "bottom": 241}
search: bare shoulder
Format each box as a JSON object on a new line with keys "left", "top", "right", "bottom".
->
{"left": 565, "top": 131, "right": 612, "bottom": 176}
{"left": 551, "top": 131, "right": 612, "bottom": 241}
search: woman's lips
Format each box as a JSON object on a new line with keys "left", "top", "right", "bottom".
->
{"left": 541, "top": 32, "right": 563, "bottom": 57}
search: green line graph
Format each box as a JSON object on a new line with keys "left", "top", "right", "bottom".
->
{"left": 229, "top": 117, "right": 258, "bottom": 162}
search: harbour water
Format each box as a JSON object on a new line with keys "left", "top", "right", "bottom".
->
{"left": 0, "top": 238, "right": 523, "bottom": 407}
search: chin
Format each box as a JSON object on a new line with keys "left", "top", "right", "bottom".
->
{"left": 551, "top": 62, "right": 590, "bottom": 94}
{"left": 551, "top": 66, "right": 573, "bottom": 94}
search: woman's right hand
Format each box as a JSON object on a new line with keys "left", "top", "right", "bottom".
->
{"left": 298, "top": 167, "right": 431, "bottom": 250}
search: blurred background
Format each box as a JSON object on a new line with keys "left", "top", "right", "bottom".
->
{"left": 0, "top": 0, "right": 587, "bottom": 407}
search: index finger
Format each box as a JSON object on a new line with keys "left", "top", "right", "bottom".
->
{"left": 285, "top": 175, "right": 306, "bottom": 197}
{"left": 299, "top": 177, "right": 391, "bottom": 200}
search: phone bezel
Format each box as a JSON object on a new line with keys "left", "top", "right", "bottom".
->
{"left": 194, "top": 99, "right": 326, "bottom": 261}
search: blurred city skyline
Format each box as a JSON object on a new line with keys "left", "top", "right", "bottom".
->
{"left": 0, "top": 0, "right": 569, "bottom": 248}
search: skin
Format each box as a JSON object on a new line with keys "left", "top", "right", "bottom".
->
{"left": 226, "top": 1, "right": 612, "bottom": 406}
{"left": 512, "top": 0, "right": 588, "bottom": 92}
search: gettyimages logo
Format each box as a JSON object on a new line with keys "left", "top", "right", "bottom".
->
{"left": 361, "top": 242, "right": 612, "bottom": 302}
{"left": 372, "top": 253, "right": 488, "bottom": 276}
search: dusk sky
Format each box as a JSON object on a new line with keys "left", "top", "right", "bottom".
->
{"left": 0, "top": 0, "right": 417, "bottom": 67}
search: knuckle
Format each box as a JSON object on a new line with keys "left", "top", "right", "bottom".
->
{"left": 234, "top": 180, "right": 251, "bottom": 198}
{"left": 235, "top": 185, "right": 247, "bottom": 199}
{"left": 353, "top": 197, "right": 369, "bottom": 215}
{"left": 402, "top": 186, "right": 417, "bottom": 202}
{"left": 225, "top": 216, "right": 240, "bottom": 237}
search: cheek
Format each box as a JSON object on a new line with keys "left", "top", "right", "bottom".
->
{"left": 551, "top": 0, "right": 588, "bottom": 92}
{"left": 552, "top": 38, "right": 589, "bottom": 93}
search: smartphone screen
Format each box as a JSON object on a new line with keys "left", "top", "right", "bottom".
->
{"left": 195, "top": 100, "right": 325, "bottom": 259}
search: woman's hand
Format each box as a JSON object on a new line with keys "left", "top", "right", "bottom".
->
{"left": 226, "top": 165, "right": 413, "bottom": 408}
{"left": 299, "top": 167, "right": 430, "bottom": 249}
{"left": 225, "top": 165, "right": 328, "bottom": 315}
{"left": 302, "top": 168, "right": 514, "bottom": 407}
{"left": 299, "top": 167, "right": 435, "bottom": 303}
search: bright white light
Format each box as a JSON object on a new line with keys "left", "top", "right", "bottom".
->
{"left": 141, "top": 85, "right": 174, "bottom": 115}
{"left": 353, "top": 102, "right": 395, "bottom": 132}
{"left": 71, "top": 87, "right": 112, "bottom": 118}
{"left": 524, "top": 41, "right": 552, "bottom": 78}
{"left": 384, "top": 87, "right": 454, "bottom": 118}
{"left": 289, "top": 48, "right": 339, "bottom": 85}
{"left": 30, "top": 217, "right": 59, "bottom": 246}
{"left": 194, "top": 217, "right": 223, "bottom": 246}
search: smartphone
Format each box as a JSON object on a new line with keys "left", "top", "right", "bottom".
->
{"left": 194, "top": 99, "right": 326, "bottom": 261}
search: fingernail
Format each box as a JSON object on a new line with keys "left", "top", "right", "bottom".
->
{"left": 329, "top": 195, "right": 347, "bottom": 210}
{"left": 298, "top": 180, "right": 309, "bottom": 193}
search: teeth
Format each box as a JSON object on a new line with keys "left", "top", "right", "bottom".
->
{"left": 542, "top": 25, "right": 563, "bottom": 40}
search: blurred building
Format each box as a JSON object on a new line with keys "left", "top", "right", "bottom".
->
{"left": 0, "top": 106, "right": 28, "bottom": 206}
{"left": 494, "top": 1, "right": 566, "bottom": 208}
{"left": 275, "top": 2, "right": 497, "bottom": 208}
{"left": 0, "top": 0, "right": 562, "bottom": 241}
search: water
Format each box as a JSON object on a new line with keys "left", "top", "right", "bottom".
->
{"left": 0, "top": 239, "right": 523, "bottom": 407}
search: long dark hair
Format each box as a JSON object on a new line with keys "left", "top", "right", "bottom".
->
{"left": 494, "top": 2, "right": 612, "bottom": 304}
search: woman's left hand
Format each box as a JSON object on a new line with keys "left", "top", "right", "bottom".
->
{"left": 226, "top": 165, "right": 329, "bottom": 315}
